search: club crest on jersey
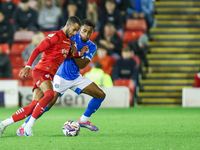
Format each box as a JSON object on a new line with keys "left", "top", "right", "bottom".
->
{"left": 54, "top": 84, "right": 59, "bottom": 88}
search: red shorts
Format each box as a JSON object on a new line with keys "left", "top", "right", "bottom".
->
{"left": 32, "top": 68, "right": 54, "bottom": 90}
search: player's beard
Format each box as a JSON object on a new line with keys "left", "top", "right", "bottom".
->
{"left": 81, "top": 36, "right": 89, "bottom": 43}
{"left": 81, "top": 38, "right": 88, "bottom": 43}
{"left": 65, "top": 28, "right": 71, "bottom": 38}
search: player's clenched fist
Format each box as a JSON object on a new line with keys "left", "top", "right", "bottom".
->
{"left": 79, "top": 45, "right": 88, "bottom": 56}
{"left": 19, "top": 66, "right": 30, "bottom": 78}
{"left": 71, "top": 40, "right": 77, "bottom": 56}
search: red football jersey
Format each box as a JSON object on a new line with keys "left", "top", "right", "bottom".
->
{"left": 27, "top": 30, "right": 72, "bottom": 75}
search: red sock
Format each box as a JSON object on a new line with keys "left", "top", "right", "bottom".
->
{"left": 32, "top": 90, "right": 54, "bottom": 119}
{"left": 12, "top": 100, "right": 38, "bottom": 122}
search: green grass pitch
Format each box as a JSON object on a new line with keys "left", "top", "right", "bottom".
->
{"left": 0, "top": 107, "right": 200, "bottom": 150}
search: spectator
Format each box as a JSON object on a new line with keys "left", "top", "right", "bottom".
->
{"left": 129, "top": 33, "right": 152, "bottom": 74}
{"left": 13, "top": 0, "right": 37, "bottom": 32}
{"left": 0, "top": 46, "right": 12, "bottom": 78}
{"left": 111, "top": 47, "right": 139, "bottom": 86}
{"left": 100, "top": 0, "right": 129, "bottom": 23}
{"left": 61, "top": 0, "right": 79, "bottom": 27}
{"left": 22, "top": 32, "right": 45, "bottom": 68}
{"left": 86, "top": 1, "right": 99, "bottom": 31}
{"left": 126, "top": 0, "right": 145, "bottom": 20}
{"left": 141, "top": 0, "right": 154, "bottom": 30}
{"left": 38, "top": 0, "right": 61, "bottom": 31}
{"left": 1, "top": 0, "right": 16, "bottom": 20}
{"left": 99, "top": 0, "right": 123, "bottom": 35}
{"left": 84, "top": 61, "right": 113, "bottom": 87}
{"left": 0, "top": 11, "right": 14, "bottom": 47}
{"left": 37, "top": 0, "right": 62, "bottom": 11}
{"left": 193, "top": 73, "right": 200, "bottom": 87}
{"left": 95, "top": 22, "right": 122, "bottom": 59}
{"left": 62, "top": 0, "right": 87, "bottom": 20}
{"left": 84, "top": 44, "right": 114, "bottom": 75}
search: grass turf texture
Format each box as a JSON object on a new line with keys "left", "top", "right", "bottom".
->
{"left": 0, "top": 107, "right": 200, "bottom": 150}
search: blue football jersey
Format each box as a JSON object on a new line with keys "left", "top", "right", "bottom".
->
{"left": 56, "top": 31, "right": 97, "bottom": 80}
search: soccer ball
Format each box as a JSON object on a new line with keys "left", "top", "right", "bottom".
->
{"left": 62, "top": 120, "right": 80, "bottom": 136}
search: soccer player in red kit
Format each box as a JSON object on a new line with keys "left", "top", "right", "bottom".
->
{"left": 0, "top": 16, "right": 86, "bottom": 137}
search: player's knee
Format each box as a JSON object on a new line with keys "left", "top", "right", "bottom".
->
{"left": 95, "top": 90, "right": 106, "bottom": 99}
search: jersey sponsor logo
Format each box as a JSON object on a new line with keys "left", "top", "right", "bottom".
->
{"left": 54, "top": 84, "right": 59, "bottom": 88}
{"left": 63, "top": 54, "right": 67, "bottom": 58}
{"left": 48, "top": 33, "right": 56, "bottom": 37}
{"left": 62, "top": 49, "right": 69, "bottom": 58}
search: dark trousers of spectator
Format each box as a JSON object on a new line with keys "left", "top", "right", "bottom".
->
{"left": 0, "top": 37, "right": 13, "bottom": 47}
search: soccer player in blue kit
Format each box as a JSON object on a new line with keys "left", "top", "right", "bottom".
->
{"left": 16, "top": 19, "right": 105, "bottom": 136}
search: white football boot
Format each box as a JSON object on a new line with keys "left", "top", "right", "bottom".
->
{"left": 24, "top": 125, "right": 33, "bottom": 137}
{"left": 0, "top": 121, "right": 6, "bottom": 137}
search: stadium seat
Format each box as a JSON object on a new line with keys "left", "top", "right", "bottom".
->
{"left": 14, "top": 31, "right": 34, "bottom": 43}
{"left": 9, "top": 19, "right": 14, "bottom": 24}
{"left": 0, "top": 43, "right": 10, "bottom": 55}
{"left": 123, "top": 31, "right": 144, "bottom": 43}
{"left": 110, "top": 56, "right": 117, "bottom": 66}
{"left": 123, "top": 43, "right": 128, "bottom": 48}
{"left": 90, "top": 31, "right": 99, "bottom": 41}
{"left": 27, "top": 69, "right": 33, "bottom": 79}
{"left": 12, "top": 67, "right": 23, "bottom": 79}
{"left": 131, "top": 55, "right": 140, "bottom": 67}
{"left": 10, "top": 56, "right": 25, "bottom": 67}
{"left": 113, "top": 79, "right": 135, "bottom": 106}
{"left": 125, "top": 19, "right": 147, "bottom": 32}
{"left": 18, "top": 79, "right": 23, "bottom": 86}
{"left": 116, "top": 31, "right": 123, "bottom": 39}
{"left": 1, "top": 0, "right": 20, "bottom": 4}
{"left": 11, "top": 43, "right": 28, "bottom": 55}
{"left": 24, "top": 79, "right": 34, "bottom": 86}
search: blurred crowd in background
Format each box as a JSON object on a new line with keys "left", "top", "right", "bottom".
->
{"left": 0, "top": 0, "right": 156, "bottom": 99}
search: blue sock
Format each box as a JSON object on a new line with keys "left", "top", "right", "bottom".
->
{"left": 25, "top": 106, "right": 50, "bottom": 124}
{"left": 84, "top": 98, "right": 105, "bottom": 117}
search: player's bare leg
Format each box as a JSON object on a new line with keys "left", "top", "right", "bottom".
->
{"left": 78, "top": 82, "right": 106, "bottom": 131}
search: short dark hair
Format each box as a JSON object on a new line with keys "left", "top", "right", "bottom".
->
{"left": 21, "top": 0, "right": 29, "bottom": 3}
{"left": 122, "top": 47, "right": 131, "bottom": 52}
{"left": 106, "top": 0, "right": 115, "bottom": 4}
{"left": 81, "top": 19, "right": 96, "bottom": 29}
{"left": 93, "top": 61, "right": 102, "bottom": 69}
{"left": 67, "top": 16, "right": 81, "bottom": 26}
{"left": 105, "top": 22, "right": 115, "bottom": 28}
{"left": 97, "top": 44, "right": 107, "bottom": 50}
